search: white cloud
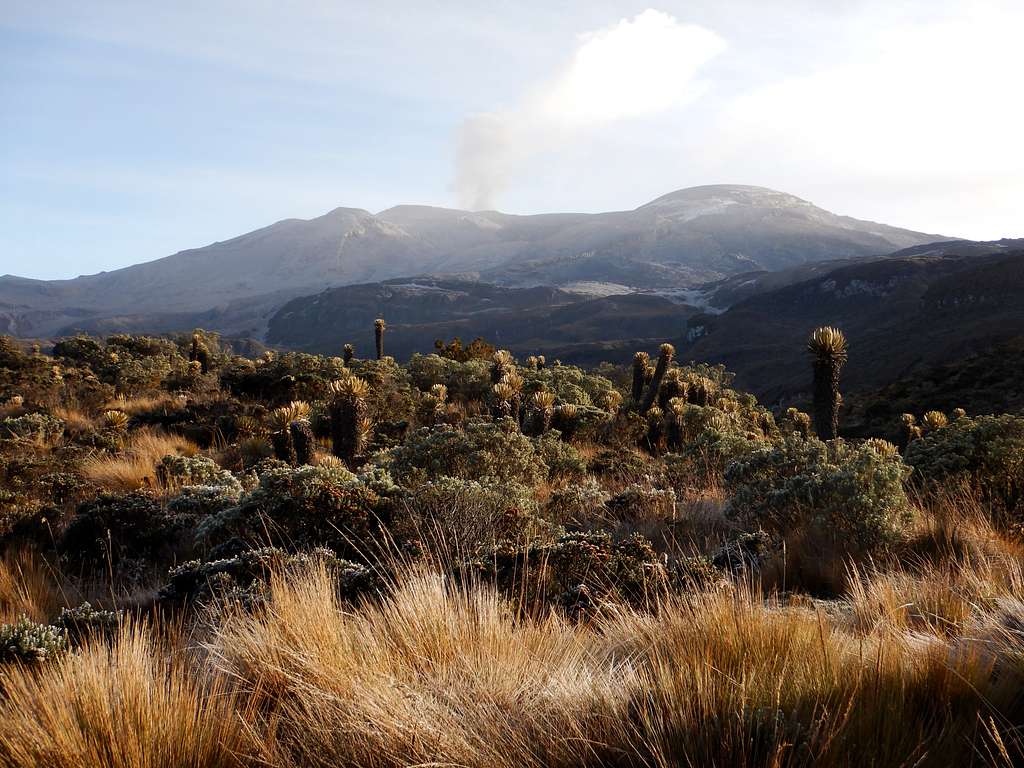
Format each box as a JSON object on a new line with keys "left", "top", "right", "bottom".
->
{"left": 719, "top": 3, "right": 1024, "bottom": 238}
{"left": 453, "top": 9, "right": 725, "bottom": 209}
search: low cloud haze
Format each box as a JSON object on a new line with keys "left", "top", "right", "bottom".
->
{"left": 1, "top": 0, "right": 1022, "bottom": 278}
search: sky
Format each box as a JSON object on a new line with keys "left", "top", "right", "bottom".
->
{"left": 2, "top": 0, "right": 1022, "bottom": 280}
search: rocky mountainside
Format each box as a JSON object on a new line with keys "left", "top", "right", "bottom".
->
{"left": 681, "top": 239, "right": 1024, "bottom": 406}
{"left": 266, "top": 277, "right": 698, "bottom": 362}
{"left": 0, "top": 185, "right": 942, "bottom": 338}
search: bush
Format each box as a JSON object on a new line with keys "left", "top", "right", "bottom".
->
{"left": 725, "top": 435, "right": 913, "bottom": 552}
{"left": 904, "top": 414, "right": 1024, "bottom": 525}
{"left": 0, "top": 617, "right": 67, "bottom": 664}
{"left": 58, "top": 491, "right": 176, "bottom": 574}
{"left": 544, "top": 479, "right": 609, "bottom": 525}
{"left": 523, "top": 365, "right": 617, "bottom": 409}
{"left": 532, "top": 432, "right": 586, "bottom": 479}
{"left": 408, "top": 354, "right": 492, "bottom": 402}
{"left": 167, "top": 483, "right": 243, "bottom": 526}
{"left": 52, "top": 336, "right": 105, "bottom": 369}
{"left": 156, "top": 454, "right": 239, "bottom": 489}
{"left": 606, "top": 484, "right": 677, "bottom": 521}
{"left": 158, "top": 546, "right": 379, "bottom": 606}
{"left": 663, "top": 423, "right": 764, "bottom": 490}
{"left": 195, "top": 464, "right": 391, "bottom": 554}
{"left": 469, "top": 530, "right": 668, "bottom": 616}
{"left": 55, "top": 602, "right": 123, "bottom": 643}
{"left": 384, "top": 420, "right": 547, "bottom": 486}
{"left": 0, "top": 413, "right": 64, "bottom": 442}
{"left": 588, "top": 447, "right": 659, "bottom": 483}
{"left": 400, "top": 476, "right": 548, "bottom": 552}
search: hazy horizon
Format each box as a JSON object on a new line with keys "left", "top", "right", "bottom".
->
{"left": 3, "top": 0, "right": 1022, "bottom": 280}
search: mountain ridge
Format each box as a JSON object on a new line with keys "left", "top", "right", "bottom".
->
{"left": 1, "top": 184, "right": 947, "bottom": 338}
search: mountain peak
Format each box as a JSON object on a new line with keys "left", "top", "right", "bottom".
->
{"left": 0, "top": 184, "right": 946, "bottom": 338}
{"left": 638, "top": 184, "right": 812, "bottom": 212}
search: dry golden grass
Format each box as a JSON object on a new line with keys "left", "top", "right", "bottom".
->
{"left": 0, "top": 549, "right": 64, "bottom": 623}
{"left": 51, "top": 405, "right": 96, "bottom": 435}
{"left": 2, "top": 485, "right": 1024, "bottom": 767}
{"left": 211, "top": 564, "right": 634, "bottom": 768}
{"left": 104, "top": 393, "right": 184, "bottom": 418}
{"left": 0, "top": 556, "right": 1021, "bottom": 767}
{"left": 81, "top": 427, "right": 198, "bottom": 491}
{"left": 203, "top": 562, "right": 1022, "bottom": 767}
{"left": 0, "top": 625, "right": 250, "bottom": 768}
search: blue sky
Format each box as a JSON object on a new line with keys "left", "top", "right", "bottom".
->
{"left": 2, "top": 0, "right": 1022, "bottom": 279}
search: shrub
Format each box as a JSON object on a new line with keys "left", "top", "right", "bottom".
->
{"left": 156, "top": 454, "right": 238, "bottom": 489}
{"left": 663, "top": 422, "right": 765, "bottom": 490}
{"left": 52, "top": 336, "right": 105, "bottom": 369}
{"left": 158, "top": 546, "right": 378, "bottom": 605}
{"left": 544, "top": 479, "right": 610, "bottom": 525}
{"left": 0, "top": 616, "right": 67, "bottom": 664}
{"left": 0, "top": 413, "right": 64, "bottom": 442}
{"left": 58, "top": 491, "right": 175, "bottom": 574}
{"left": 408, "top": 354, "right": 492, "bottom": 402}
{"left": 549, "top": 531, "right": 667, "bottom": 607}
{"left": 167, "top": 483, "right": 243, "bottom": 526}
{"left": 400, "top": 476, "right": 548, "bottom": 552}
{"left": 384, "top": 420, "right": 547, "bottom": 487}
{"left": 55, "top": 602, "right": 123, "bottom": 643}
{"left": 532, "top": 431, "right": 587, "bottom": 479}
{"left": 523, "top": 365, "right": 617, "bottom": 409}
{"left": 904, "top": 414, "right": 1024, "bottom": 525}
{"left": 606, "top": 484, "right": 677, "bottom": 521}
{"left": 725, "top": 435, "right": 913, "bottom": 552}
{"left": 589, "top": 447, "right": 660, "bottom": 483}
{"left": 195, "top": 464, "right": 391, "bottom": 554}
{"left": 470, "top": 530, "right": 668, "bottom": 615}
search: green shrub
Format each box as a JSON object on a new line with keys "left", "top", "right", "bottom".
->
{"left": 157, "top": 455, "right": 239, "bottom": 489}
{"left": 0, "top": 617, "right": 67, "bottom": 664}
{"left": 523, "top": 365, "right": 617, "bottom": 409}
{"left": 55, "top": 602, "right": 123, "bottom": 643}
{"left": 159, "top": 546, "right": 378, "bottom": 606}
{"left": 663, "top": 422, "right": 765, "bottom": 490}
{"left": 400, "top": 476, "right": 549, "bottom": 552}
{"left": 408, "top": 354, "right": 492, "bottom": 402}
{"left": 904, "top": 414, "right": 1024, "bottom": 525}
{"left": 725, "top": 435, "right": 912, "bottom": 552}
{"left": 59, "top": 491, "right": 177, "bottom": 574}
{"left": 52, "top": 336, "right": 105, "bottom": 369}
{"left": 195, "top": 464, "right": 390, "bottom": 554}
{"left": 384, "top": 420, "right": 547, "bottom": 486}
{"left": 532, "top": 431, "right": 587, "bottom": 479}
{"left": 114, "top": 355, "right": 173, "bottom": 395}
{"left": 469, "top": 530, "right": 667, "bottom": 616}
{"left": 0, "top": 413, "right": 64, "bottom": 442}
{"left": 167, "top": 483, "right": 243, "bottom": 526}
{"left": 544, "top": 479, "right": 610, "bottom": 525}
{"left": 588, "top": 447, "right": 659, "bottom": 483}
{"left": 606, "top": 484, "right": 677, "bottom": 521}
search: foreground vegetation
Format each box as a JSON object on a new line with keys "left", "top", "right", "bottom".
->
{"left": 1, "top": 329, "right": 1023, "bottom": 767}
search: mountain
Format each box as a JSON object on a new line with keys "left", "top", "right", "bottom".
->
{"left": 681, "top": 239, "right": 1024, "bottom": 409}
{"left": 266, "top": 277, "right": 699, "bottom": 362}
{"left": 0, "top": 185, "right": 943, "bottom": 338}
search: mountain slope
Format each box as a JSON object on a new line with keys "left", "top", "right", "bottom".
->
{"left": 682, "top": 240, "right": 1024, "bottom": 405}
{"left": 266, "top": 277, "right": 699, "bottom": 361}
{"left": 1, "top": 185, "right": 943, "bottom": 338}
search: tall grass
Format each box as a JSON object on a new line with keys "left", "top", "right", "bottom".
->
{"left": 0, "top": 624, "right": 250, "bottom": 768}
{"left": 0, "top": 554, "right": 1022, "bottom": 766}
{"left": 0, "top": 548, "right": 63, "bottom": 623}
{"left": 206, "top": 562, "right": 1023, "bottom": 767}
{"left": 210, "top": 564, "right": 635, "bottom": 767}
{"left": 81, "top": 428, "right": 198, "bottom": 491}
